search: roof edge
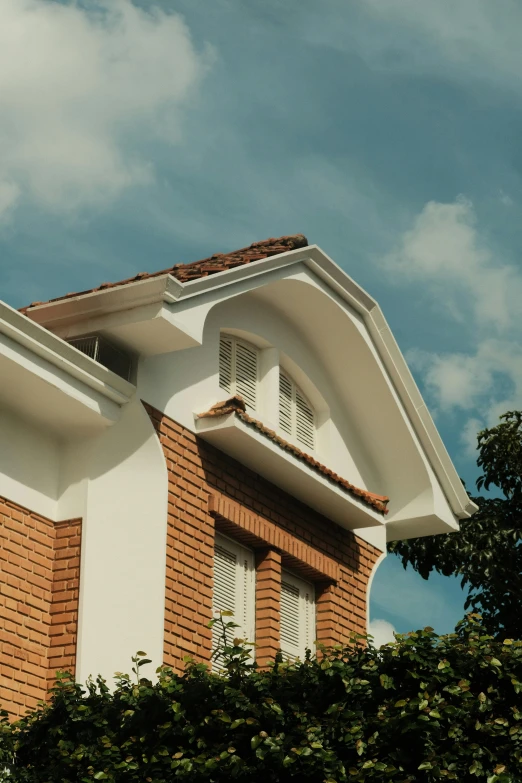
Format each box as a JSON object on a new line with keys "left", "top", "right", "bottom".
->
{"left": 0, "top": 300, "right": 135, "bottom": 405}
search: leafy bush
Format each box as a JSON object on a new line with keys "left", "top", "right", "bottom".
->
{"left": 1, "top": 615, "right": 521, "bottom": 782}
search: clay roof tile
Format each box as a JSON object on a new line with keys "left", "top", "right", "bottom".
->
{"left": 19, "top": 233, "right": 309, "bottom": 312}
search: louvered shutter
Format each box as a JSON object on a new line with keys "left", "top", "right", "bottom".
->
{"left": 295, "top": 388, "right": 315, "bottom": 450}
{"left": 218, "top": 335, "right": 258, "bottom": 411}
{"left": 279, "top": 370, "right": 315, "bottom": 450}
{"left": 280, "top": 571, "right": 316, "bottom": 661}
{"left": 219, "top": 336, "right": 233, "bottom": 394}
{"left": 279, "top": 372, "right": 293, "bottom": 436}
{"left": 280, "top": 579, "right": 301, "bottom": 659}
{"left": 235, "top": 341, "right": 258, "bottom": 410}
{"left": 212, "top": 534, "right": 255, "bottom": 670}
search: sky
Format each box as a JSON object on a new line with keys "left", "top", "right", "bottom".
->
{"left": 2, "top": 0, "right": 521, "bottom": 646}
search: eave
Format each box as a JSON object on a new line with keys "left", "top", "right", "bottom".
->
{"left": 0, "top": 302, "right": 135, "bottom": 436}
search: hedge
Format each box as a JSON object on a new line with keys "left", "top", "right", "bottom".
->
{"left": 1, "top": 614, "right": 521, "bottom": 782}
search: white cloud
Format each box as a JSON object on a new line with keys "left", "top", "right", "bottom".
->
{"left": 387, "top": 198, "right": 522, "bottom": 444}
{"left": 461, "top": 417, "right": 483, "bottom": 459}
{"left": 368, "top": 619, "right": 397, "bottom": 647}
{"left": 384, "top": 197, "right": 518, "bottom": 331}
{"left": 414, "top": 341, "right": 522, "bottom": 415}
{"left": 0, "top": 0, "right": 208, "bottom": 217}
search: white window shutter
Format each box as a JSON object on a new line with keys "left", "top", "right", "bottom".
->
{"left": 234, "top": 341, "right": 258, "bottom": 410}
{"left": 295, "top": 388, "right": 315, "bottom": 450}
{"left": 280, "top": 571, "right": 316, "bottom": 661}
{"left": 218, "top": 335, "right": 258, "bottom": 411}
{"left": 279, "top": 372, "right": 293, "bottom": 436}
{"left": 212, "top": 534, "right": 255, "bottom": 669}
{"left": 280, "top": 579, "right": 301, "bottom": 659}
{"left": 278, "top": 370, "right": 315, "bottom": 450}
{"left": 219, "top": 337, "right": 233, "bottom": 394}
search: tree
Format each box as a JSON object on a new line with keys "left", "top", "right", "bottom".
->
{"left": 389, "top": 411, "right": 522, "bottom": 639}
{"left": 1, "top": 616, "right": 521, "bottom": 782}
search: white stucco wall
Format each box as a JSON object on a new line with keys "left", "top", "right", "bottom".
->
{"left": 0, "top": 407, "right": 60, "bottom": 519}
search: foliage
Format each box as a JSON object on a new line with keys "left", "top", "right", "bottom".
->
{"left": 1, "top": 614, "right": 521, "bottom": 782}
{"left": 389, "top": 411, "right": 522, "bottom": 639}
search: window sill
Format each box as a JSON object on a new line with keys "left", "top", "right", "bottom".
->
{"left": 196, "top": 410, "right": 387, "bottom": 532}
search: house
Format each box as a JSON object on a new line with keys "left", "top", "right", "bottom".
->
{"left": 0, "top": 234, "right": 476, "bottom": 718}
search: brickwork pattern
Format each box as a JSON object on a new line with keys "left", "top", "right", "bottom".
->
{"left": 255, "top": 549, "right": 282, "bottom": 666}
{"left": 144, "top": 403, "right": 382, "bottom": 672}
{"left": 0, "top": 497, "right": 81, "bottom": 718}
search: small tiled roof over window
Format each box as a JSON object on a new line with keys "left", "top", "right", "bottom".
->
{"left": 21, "top": 234, "right": 309, "bottom": 311}
{"left": 198, "top": 395, "right": 390, "bottom": 515}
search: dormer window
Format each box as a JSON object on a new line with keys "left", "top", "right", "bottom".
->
{"left": 219, "top": 335, "right": 259, "bottom": 411}
{"left": 279, "top": 370, "right": 315, "bottom": 451}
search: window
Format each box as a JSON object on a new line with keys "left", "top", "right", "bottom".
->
{"left": 219, "top": 335, "right": 259, "bottom": 411}
{"left": 280, "top": 571, "right": 316, "bottom": 660}
{"left": 212, "top": 534, "right": 255, "bottom": 669}
{"left": 279, "top": 371, "right": 315, "bottom": 451}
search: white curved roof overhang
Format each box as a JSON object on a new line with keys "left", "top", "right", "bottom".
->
{"left": 23, "top": 244, "right": 476, "bottom": 530}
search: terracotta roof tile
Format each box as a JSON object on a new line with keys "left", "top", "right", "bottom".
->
{"left": 198, "top": 396, "right": 389, "bottom": 515}
{"left": 20, "top": 234, "right": 309, "bottom": 312}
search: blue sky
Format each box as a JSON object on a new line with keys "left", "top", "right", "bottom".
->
{"left": 2, "top": 0, "right": 521, "bottom": 645}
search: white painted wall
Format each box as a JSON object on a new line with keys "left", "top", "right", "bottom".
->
{"left": 75, "top": 398, "right": 168, "bottom": 684}
{"left": 0, "top": 407, "right": 60, "bottom": 519}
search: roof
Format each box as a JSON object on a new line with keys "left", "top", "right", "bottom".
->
{"left": 21, "top": 234, "right": 309, "bottom": 312}
{"left": 198, "top": 396, "right": 390, "bottom": 515}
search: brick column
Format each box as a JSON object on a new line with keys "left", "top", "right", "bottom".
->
{"left": 47, "top": 519, "right": 82, "bottom": 687}
{"left": 316, "top": 582, "right": 340, "bottom": 648}
{"left": 255, "top": 548, "right": 281, "bottom": 667}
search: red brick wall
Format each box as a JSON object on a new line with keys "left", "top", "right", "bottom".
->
{"left": 0, "top": 497, "right": 81, "bottom": 718}
{"left": 144, "top": 404, "right": 382, "bottom": 671}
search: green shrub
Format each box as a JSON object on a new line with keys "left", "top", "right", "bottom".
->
{"left": 1, "top": 614, "right": 521, "bottom": 782}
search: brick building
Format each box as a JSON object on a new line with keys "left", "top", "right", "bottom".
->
{"left": 0, "top": 234, "right": 476, "bottom": 717}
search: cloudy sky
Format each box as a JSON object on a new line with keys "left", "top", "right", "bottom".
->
{"left": 3, "top": 0, "right": 520, "bottom": 645}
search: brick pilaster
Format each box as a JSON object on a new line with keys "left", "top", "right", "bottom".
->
{"left": 47, "top": 519, "right": 82, "bottom": 687}
{"left": 0, "top": 497, "right": 81, "bottom": 718}
{"left": 255, "top": 549, "right": 281, "bottom": 667}
{"left": 316, "top": 582, "right": 340, "bottom": 648}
